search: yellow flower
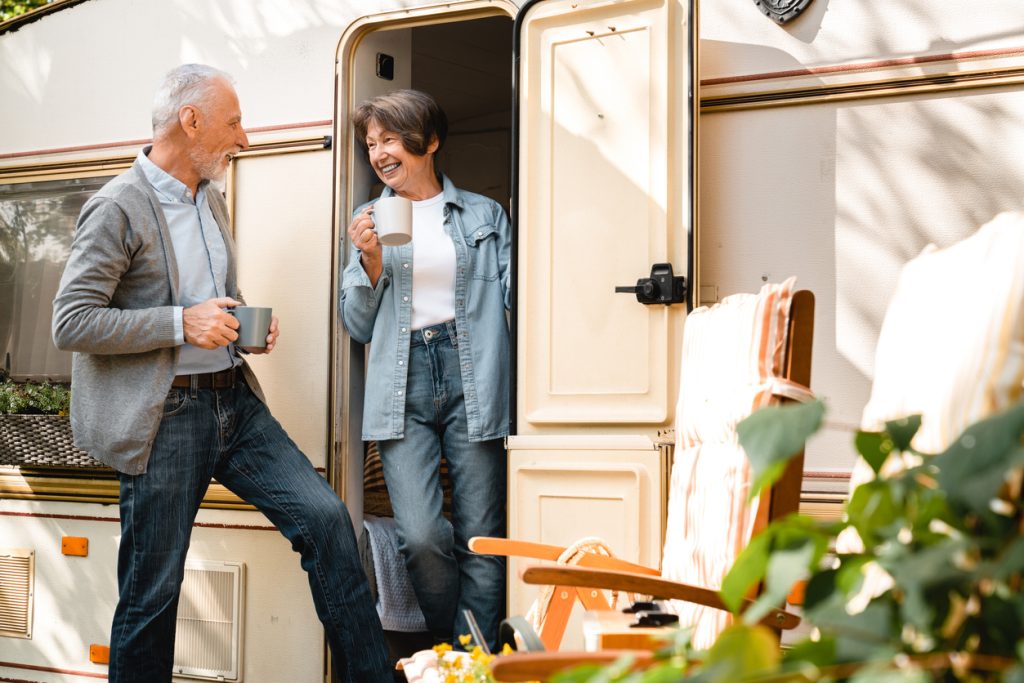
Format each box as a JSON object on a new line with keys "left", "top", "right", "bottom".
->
{"left": 433, "top": 642, "right": 453, "bottom": 655}
{"left": 459, "top": 633, "right": 473, "bottom": 647}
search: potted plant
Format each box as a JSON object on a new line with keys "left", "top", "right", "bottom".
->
{"left": 0, "top": 372, "right": 98, "bottom": 467}
{"left": 549, "top": 399, "right": 1024, "bottom": 682}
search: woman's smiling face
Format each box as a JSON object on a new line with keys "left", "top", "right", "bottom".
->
{"left": 365, "top": 119, "right": 440, "bottom": 200}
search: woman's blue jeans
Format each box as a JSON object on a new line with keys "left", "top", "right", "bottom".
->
{"left": 108, "top": 377, "right": 389, "bottom": 683}
{"left": 377, "top": 320, "right": 507, "bottom": 650}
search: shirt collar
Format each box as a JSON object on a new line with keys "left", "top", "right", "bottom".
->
{"left": 381, "top": 173, "right": 464, "bottom": 210}
{"left": 137, "top": 145, "right": 206, "bottom": 204}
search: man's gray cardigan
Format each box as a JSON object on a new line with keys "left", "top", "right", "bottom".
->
{"left": 52, "top": 159, "right": 264, "bottom": 475}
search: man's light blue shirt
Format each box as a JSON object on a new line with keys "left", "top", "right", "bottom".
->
{"left": 137, "top": 149, "right": 236, "bottom": 374}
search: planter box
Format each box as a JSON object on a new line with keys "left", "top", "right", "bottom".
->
{"left": 0, "top": 414, "right": 105, "bottom": 468}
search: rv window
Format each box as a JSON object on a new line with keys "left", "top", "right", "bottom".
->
{"left": 0, "top": 176, "right": 113, "bottom": 381}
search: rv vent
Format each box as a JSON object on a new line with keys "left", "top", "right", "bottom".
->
{"left": 0, "top": 548, "right": 34, "bottom": 639}
{"left": 173, "top": 559, "right": 244, "bottom": 681}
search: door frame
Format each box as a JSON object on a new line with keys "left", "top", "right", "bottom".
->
{"left": 331, "top": 1, "right": 519, "bottom": 510}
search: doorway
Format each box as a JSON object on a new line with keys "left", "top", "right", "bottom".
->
{"left": 333, "top": 4, "right": 515, "bottom": 664}
{"left": 346, "top": 14, "right": 514, "bottom": 214}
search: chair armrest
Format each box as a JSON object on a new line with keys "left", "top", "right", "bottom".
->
{"left": 469, "top": 536, "right": 660, "bottom": 576}
{"left": 490, "top": 650, "right": 655, "bottom": 682}
{"left": 521, "top": 565, "right": 800, "bottom": 630}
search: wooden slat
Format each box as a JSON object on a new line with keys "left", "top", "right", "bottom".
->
{"left": 491, "top": 650, "right": 655, "bottom": 682}
{"left": 0, "top": 551, "right": 33, "bottom": 637}
{"left": 522, "top": 564, "right": 800, "bottom": 630}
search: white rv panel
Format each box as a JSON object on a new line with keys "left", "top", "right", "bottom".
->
{"left": 233, "top": 147, "right": 334, "bottom": 467}
{"left": 507, "top": 436, "right": 666, "bottom": 650}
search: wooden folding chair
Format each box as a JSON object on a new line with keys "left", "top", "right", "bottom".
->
{"left": 471, "top": 279, "right": 815, "bottom": 679}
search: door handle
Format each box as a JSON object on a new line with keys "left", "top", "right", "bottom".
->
{"left": 615, "top": 263, "right": 687, "bottom": 305}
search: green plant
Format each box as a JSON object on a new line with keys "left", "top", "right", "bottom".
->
{"left": 0, "top": 379, "right": 71, "bottom": 416}
{"left": 553, "top": 399, "right": 1024, "bottom": 682}
{"left": 0, "top": 0, "right": 48, "bottom": 23}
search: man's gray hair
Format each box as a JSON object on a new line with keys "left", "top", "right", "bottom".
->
{"left": 151, "top": 64, "right": 232, "bottom": 136}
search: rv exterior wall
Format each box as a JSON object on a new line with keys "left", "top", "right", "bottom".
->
{"left": 699, "top": 2, "right": 1024, "bottom": 472}
{"left": 0, "top": 0, "right": 472, "bottom": 156}
{"left": 0, "top": 499, "right": 323, "bottom": 683}
{"left": 1, "top": 0, "right": 1023, "bottom": 680}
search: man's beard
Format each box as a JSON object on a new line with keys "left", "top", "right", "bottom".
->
{"left": 191, "top": 146, "right": 229, "bottom": 184}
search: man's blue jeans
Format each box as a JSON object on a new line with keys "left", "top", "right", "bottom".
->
{"left": 108, "top": 377, "right": 389, "bottom": 683}
{"left": 378, "top": 320, "right": 507, "bottom": 650}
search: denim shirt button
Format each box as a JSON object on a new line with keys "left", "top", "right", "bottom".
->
{"left": 403, "top": 296, "right": 409, "bottom": 302}
{"left": 397, "top": 390, "right": 403, "bottom": 395}
{"left": 398, "top": 360, "right": 404, "bottom": 365}
{"left": 401, "top": 327, "right": 407, "bottom": 333}
{"left": 403, "top": 263, "right": 409, "bottom": 268}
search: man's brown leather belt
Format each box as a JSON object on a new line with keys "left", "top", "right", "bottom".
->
{"left": 170, "top": 367, "right": 239, "bottom": 390}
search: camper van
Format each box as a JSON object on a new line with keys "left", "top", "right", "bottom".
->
{"left": 2, "top": 0, "right": 1023, "bottom": 680}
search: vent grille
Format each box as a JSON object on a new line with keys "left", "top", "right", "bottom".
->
{"left": 173, "top": 559, "right": 244, "bottom": 681}
{"left": 0, "top": 548, "right": 34, "bottom": 639}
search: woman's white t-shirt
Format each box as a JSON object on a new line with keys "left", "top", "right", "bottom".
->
{"left": 410, "top": 192, "right": 457, "bottom": 330}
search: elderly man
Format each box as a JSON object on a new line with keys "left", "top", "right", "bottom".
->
{"left": 52, "top": 64, "right": 388, "bottom": 682}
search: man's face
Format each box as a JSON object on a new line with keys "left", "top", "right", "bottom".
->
{"left": 190, "top": 79, "right": 249, "bottom": 183}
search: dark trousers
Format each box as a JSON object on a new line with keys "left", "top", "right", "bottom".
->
{"left": 108, "top": 379, "right": 389, "bottom": 682}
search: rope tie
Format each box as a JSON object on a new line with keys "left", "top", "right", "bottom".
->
{"left": 525, "top": 536, "right": 634, "bottom": 633}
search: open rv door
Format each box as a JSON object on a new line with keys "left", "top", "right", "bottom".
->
{"left": 509, "top": 0, "right": 698, "bottom": 646}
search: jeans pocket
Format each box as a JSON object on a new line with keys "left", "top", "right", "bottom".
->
{"left": 162, "top": 389, "right": 190, "bottom": 417}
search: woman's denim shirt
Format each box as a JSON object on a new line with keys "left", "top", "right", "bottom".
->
{"left": 340, "top": 175, "right": 511, "bottom": 442}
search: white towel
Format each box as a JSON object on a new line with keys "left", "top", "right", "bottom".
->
{"left": 363, "top": 514, "right": 427, "bottom": 632}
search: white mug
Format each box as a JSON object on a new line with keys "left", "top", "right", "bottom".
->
{"left": 372, "top": 196, "right": 413, "bottom": 246}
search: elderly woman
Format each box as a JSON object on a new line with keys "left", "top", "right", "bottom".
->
{"left": 340, "top": 90, "right": 510, "bottom": 649}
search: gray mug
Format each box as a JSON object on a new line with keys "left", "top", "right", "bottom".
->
{"left": 229, "top": 306, "right": 272, "bottom": 348}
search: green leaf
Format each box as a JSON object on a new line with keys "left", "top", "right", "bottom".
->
{"left": 721, "top": 531, "right": 771, "bottom": 614}
{"left": 988, "top": 536, "right": 1024, "bottom": 581}
{"left": 1003, "top": 665, "right": 1024, "bottom": 683}
{"left": 635, "top": 663, "right": 689, "bottom": 682}
{"left": 854, "top": 431, "right": 894, "bottom": 476}
{"left": 802, "top": 568, "right": 838, "bottom": 612}
{"left": 848, "top": 664, "right": 931, "bottom": 683}
{"left": 701, "top": 624, "right": 780, "bottom": 682}
{"left": 897, "top": 583, "right": 932, "bottom": 635}
{"left": 738, "top": 399, "right": 825, "bottom": 500}
{"left": 550, "top": 665, "right": 612, "bottom": 683}
{"left": 782, "top": 636, "right": 836, "bottom": 669}
{"left": 932, "top": 401, "right": 1024, "bottom": 514}
{"left": 804, "top": 591, "right": 897, "bottom": 662}
{"left": 884, "top": 415, "right": 922, "bottom": 452}
{"left": 743, "top": 539, "right": 817, "bottom": 625}
{"left": 845, "top": 480, "right": 899, "bottom": 545}
{"left": 551, "top": 655, "right": 637, "bottom": 682}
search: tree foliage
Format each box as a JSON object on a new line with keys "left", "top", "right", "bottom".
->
{"left": 1, "top": 0, "right": 49, "bottom": 23}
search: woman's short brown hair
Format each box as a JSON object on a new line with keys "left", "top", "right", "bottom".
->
{"left": 353, "top": 89, "right": 448, "bottom": 156}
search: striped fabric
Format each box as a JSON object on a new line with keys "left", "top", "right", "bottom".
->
{"left": 660, "top": 277, "right": 797, "bottom": 649}
{"left": 839, "top": 211, "right": 1024, "bottom": 555}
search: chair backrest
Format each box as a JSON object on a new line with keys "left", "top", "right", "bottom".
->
{"left": 659, "top": 278, "right": 814, "bottom": 649}
{"left": 838, "top": 211, "right": 1024, "bottom": 555}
